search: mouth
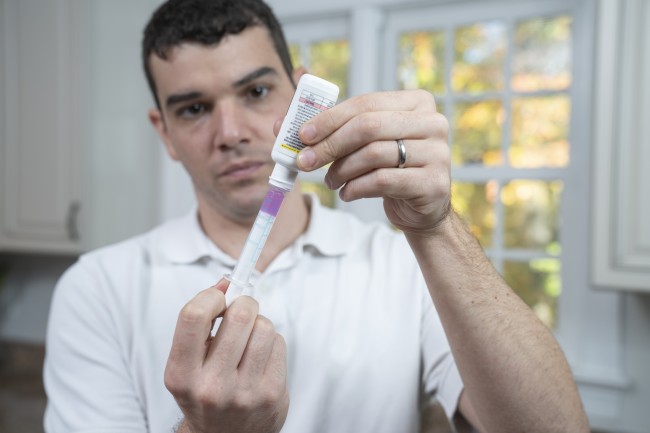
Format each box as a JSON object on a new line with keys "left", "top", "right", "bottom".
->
{"left": 219, "top": 161, "right": 267, "bottom": 180}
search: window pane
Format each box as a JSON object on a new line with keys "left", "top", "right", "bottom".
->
{"left": 436, "top": 101, "right": 445, "bottom": 117}
{"left": 452, "top": 100, "right": 504, "bottom": 166}
{"left": 398, "top": 31, "right": 446, "bottom": 94}
{"left": 502, "top": 180, "right": 563, "bottom": 250}
{"left": 513, "top": 15, "right": 572, "bottom": 92}
{"left": 310, "top": 39, "right": 350, "bottom": 99}
{"left": 453, "top": 21, "right": 506, "bottom": 93}
{"left": 504, "top": 259, "right": 561, "bottom": 328}
{"left": 510, "top": 95, "right": 570, "bottom": 168}
{"left": 289, "top": 44, "right": 301, "bottom": 69}
{"left": 300, "top": 181, "right": 336, "bottom": 208}
{"left": 452, "top": 181, "right": 497, "bottom": 247}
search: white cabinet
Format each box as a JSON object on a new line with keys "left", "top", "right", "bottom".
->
{"left": 0, "top": 0, "right": 87, "bottom": 254}
{"left": 592, "top": 0, "right": 650, "bottom": 291}
{"left": 1, "top": 0, "right": 161, "bottom": 254}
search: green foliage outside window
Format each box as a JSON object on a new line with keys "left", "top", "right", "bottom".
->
{"left": 289, "top": 40, "right": 349, "bottom": 100}
{"left": 453, "top": 21, "right": 507, "bottom": 93}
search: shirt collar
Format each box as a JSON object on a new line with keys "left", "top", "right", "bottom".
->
{"left": 156, "top": 194, "right": 356, "bottom": 265}
{"left": 300, "top": 193, "right": 353, "bottom": 257}
{"left": 155, "top": 207, "right": 229, "bottom": 265}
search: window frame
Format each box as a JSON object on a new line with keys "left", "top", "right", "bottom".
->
{"left": 387, "top": 5, "right": 573, "bottom": 312}
{"left": 390, "top": 1, "right": 627, "bottom": 425}
{"left": 277, "top": 2, "right": 630, "bottom": 427}
{"left": 381, "top": 0, "right": 627, "bottom": 425}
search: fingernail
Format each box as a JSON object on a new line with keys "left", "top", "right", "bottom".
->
{"left": 298, "top": 148, "right": 316, "bottom": 170}
{"left": 301, "top": 124, "right": 317, "bottom": 142}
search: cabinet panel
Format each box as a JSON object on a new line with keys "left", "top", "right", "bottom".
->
{"left": 0, "top": 0, "right": 86, "bottom": 254}
{"left": 592, "top": 0, "right": 650, "bottom": 291}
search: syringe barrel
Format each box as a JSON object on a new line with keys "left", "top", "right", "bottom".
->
{"left": 229, "top": 185, "right": 287, "bottom": 286}
{"left": 227, "top": 74, "right": 338, "bottom": 303}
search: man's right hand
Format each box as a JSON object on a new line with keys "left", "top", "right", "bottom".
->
{"left": 164, "top": 279, "right": 289, "bottom": 433}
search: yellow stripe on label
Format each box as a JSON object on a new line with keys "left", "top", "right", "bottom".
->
{"left": 280, "top": 143, "right": 300, "bottom": 154}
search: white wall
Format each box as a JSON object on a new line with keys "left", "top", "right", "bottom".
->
{"left": 84, "top": 0, "right": 163, "bottom": 248}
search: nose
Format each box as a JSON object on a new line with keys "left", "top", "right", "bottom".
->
{"left": 213, "top": 99, "right": 248, "bottom": 150}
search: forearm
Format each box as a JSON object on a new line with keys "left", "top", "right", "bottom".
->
{"left": 406, "top": 211, "right": 588, "bottom": 433}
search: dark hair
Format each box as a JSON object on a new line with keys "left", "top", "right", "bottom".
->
{"left": 142, "top": 0, "right": 294, "bottom": 109}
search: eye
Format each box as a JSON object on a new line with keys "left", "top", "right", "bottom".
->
{"left": 248, "top": 85, "right": 269, "bottom": 100}
{"left": 178, "top": 103, "right": 206, "bottom": 118}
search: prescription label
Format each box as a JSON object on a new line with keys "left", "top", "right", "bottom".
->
{"left": 278, "top": 89, "right": 336, "bottom": 155}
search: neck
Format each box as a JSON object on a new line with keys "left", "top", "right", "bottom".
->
{"left": 198, "top": 183, "right": 310, "bottom": 272}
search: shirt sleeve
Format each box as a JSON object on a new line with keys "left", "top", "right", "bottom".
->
{"left": 419, "top": 282, "right": 465, "bottom": 422}
{"left": 43, "top": 256, "right": 148, "bottom": 433}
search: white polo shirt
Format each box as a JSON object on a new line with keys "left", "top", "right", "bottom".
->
{"left": 44, "top": 195, "right": 463, "bottom": 433}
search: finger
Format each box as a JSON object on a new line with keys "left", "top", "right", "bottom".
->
{"left": 238, "top": 315, "right": 277, "bottom": 379}
{"left": 297, "top": 109, "right": 439, "bottom": 172}
{"left": 205, "top": 295, "right": 259, "bottom": 370}
{"left": 338, "top": 166, "right": 450, "bottom": 204}
{"left": 215, "top": 277, "right": 229, "bottom": 294}
{"left": 168, "top": 284, "right": 227, "bottom": 375}
{"left": 299, "top": 90, "right": 437, "bottom": 145}
{"left": 324, "top": 139, "right": 433, "bottom": 190}
{"left": 264, "top": 334, "right": 287, "bottom": 386}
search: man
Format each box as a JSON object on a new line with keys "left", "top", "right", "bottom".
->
{"left": 44, "top": 0, "right": 589, "bottom": 432}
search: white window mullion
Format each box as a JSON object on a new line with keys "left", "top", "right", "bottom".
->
{"left": 492, "top": 18, "right": 515, "bottom": 273}
{"left": 300, "top": 41, "right": 310, "bottom": 70}
{"left": 444, "top": 25, "right": 454, "bottom": 122}
{"left": 341, "top": 6, "right": 387, "bottom": 223}
{"left": 490, "top": 179, "right": 505, "bottom": 273}
{"left": 502, "top": 18, "right": 514, "bottom": 169}
{"left": 452, "top": 166, "right": 567, "bottom": 181}
{"left": 348, "top": 6, "right": 383, "bottom": 97}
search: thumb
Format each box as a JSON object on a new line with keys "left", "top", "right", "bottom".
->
{"left": 214, "top": 277, "right": 230, "bottom": 295}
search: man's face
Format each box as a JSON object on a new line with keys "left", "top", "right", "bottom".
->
{"left": 148, "top": 26, "right": 298, "bottom": 221}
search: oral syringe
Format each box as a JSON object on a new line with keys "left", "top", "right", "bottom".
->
{"left": 225, "top": 74, "right": 339, "bottom": 304}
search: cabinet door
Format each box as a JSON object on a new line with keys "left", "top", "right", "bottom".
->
{"left": 0, "top": 0, "right": 87, "bottom": 254}
{"left": 592, "top": 0, "right": 650, "bottom": 291}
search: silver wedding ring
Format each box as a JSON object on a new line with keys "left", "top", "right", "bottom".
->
{"left": 396, "top": 139, "right": 407, "bottom": 168}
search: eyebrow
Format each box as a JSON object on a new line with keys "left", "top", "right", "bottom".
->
{"left": 165, "top": 91, "right": 203, "bottom": 109}
{"left": 164, "top": 66, "right": 279, "bottom": 110}
{"left": 233, "top": 66, "right": 278, "bottom": 88}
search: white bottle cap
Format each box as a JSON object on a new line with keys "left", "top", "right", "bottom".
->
{"left": 269, "top": 163, "right": 298, "bottom": 191}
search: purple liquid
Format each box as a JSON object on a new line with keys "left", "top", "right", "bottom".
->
{"left": 261, "top": 186, "right": 286, "bottom": 217}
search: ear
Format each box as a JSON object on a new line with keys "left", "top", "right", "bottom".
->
{"left": 148, "top": 108, "right": 180, "bottom": 161}
{"left": 292, "top": 66, "right": 308, "bottom": 85}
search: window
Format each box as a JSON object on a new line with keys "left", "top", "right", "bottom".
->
{"left": 396, "top": 14, "right": 571, "bottom": 328}
{"left": 274, "top": 6, "right": 627, "bottom": 422}
{"left": 383, "top": 1, "right": 626, "bottom": 424}
{"left": 289, "top": 40, "right": 350, "bottom": 101}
